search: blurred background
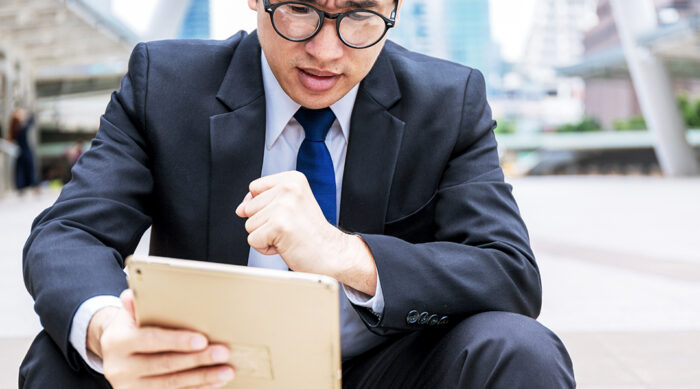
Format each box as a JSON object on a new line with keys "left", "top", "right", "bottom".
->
{"left": 1, "top": 0, "right": 699, "bottom": 388}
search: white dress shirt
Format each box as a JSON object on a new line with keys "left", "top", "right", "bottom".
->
{"left": 70, "top": 52, "right": 387, "bottom": 373}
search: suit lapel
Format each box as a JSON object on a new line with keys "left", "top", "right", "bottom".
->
{"left": 339, "top": 50, "right": 405, "bottom": 235}
{"left": 207, "top": 34, "right": 405, "bottom": 260}
{"left": 208, "top": 32, "right": 266, "bottom": 265}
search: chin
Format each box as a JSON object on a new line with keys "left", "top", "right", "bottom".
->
{"left": 293, "top": 91, "right": 343, "bottom": 110}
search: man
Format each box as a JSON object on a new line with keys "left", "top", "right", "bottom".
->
{"left": 20, "top": 0, "right": 575, "bottom": 387}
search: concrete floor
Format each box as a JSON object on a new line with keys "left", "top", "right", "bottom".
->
{"left": 1, "top": 176, "right": 699, "bottom": 388}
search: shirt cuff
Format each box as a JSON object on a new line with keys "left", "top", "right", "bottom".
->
{"left": 342, "top": 275, "right": 385, "bottom": 314}
{"left": 69, "top": 295, "right": 122, "bottom": 374}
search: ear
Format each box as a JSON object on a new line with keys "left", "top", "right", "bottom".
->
{"left": 248, "top": 0, "right": 258, "bottom": 11}
{"left": 394, "top": 0, "right": 403, "bottom": 25}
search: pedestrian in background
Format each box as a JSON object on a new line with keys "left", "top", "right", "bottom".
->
{"left": 9, "top": 108, "right": 40, "bottom": 195}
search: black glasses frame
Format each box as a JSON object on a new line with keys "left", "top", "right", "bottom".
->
{"left": 263, "top": 0, "right": 398, "bottom": 49}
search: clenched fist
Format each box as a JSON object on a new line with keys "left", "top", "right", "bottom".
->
{"left": 235, "top": 171, "right": 377, "bottom": 295}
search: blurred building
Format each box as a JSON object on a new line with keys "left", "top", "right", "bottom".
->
{"left": 521, "top": 0, "right": 598, "bottom": 83}
{"left": 390, "top": 0, "right": 498, "bottom": 76}
{"left": 179, "top": 0, "right": 211, "bottom": 39}
{"left": 564, "top": 0, "right": 700, "bottom": 130}
{"left": 492, "top": 0, "right": 598, "bottom": 131}
{"left": 445, "top": 0, "right": 495, "bottom": 73}
{"left": 144, "top": 0, "right": 212, "bottom": 41}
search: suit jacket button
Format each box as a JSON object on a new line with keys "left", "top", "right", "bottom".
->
{"left": 418, "top": 312, "right": 430, "bottom": 325}
{"left": 406, "top": 310, "right": 420, "bottom": 324}
{"left": 428, "top": 314, "right": 439, "bottom": 326}
{"left": 438, "top": 316, "right": 449, "bottom": 326}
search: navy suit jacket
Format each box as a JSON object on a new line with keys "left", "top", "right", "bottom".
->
{"left": 23, "top": 31, "right": 541, "bottom": 369}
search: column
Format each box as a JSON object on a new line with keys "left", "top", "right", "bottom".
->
{"left": 610, "top": 0, "right": 700, "bottom": 176}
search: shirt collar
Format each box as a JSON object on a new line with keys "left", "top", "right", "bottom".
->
{"left": 261, "top": 52, "right": 359, "bottom": 149}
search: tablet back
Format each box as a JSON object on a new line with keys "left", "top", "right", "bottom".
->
{"left": 126, "top": 255, "right": 341, "bottom": 389}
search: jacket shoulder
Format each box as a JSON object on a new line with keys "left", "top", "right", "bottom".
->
{"left": 383, "top": 40, "right": 477, "bottom": 91}
{"left": 132, "top": 31, "right": 248, "bottom": 88}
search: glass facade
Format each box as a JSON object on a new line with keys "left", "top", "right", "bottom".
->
{"left": 179, "top": 0, "right": 211, "bottom": 39}
{"left": 446, "top": 0, "right": 493, "bottom": 72}
{"left": 390, "top": 0, "right": 495, "bottom": 73}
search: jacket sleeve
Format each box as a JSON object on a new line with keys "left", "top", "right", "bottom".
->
{"left": 22, "top": 43, "right": 153, "bottom": 369}
{"left": 356, "top": 69, "right": 542, "bottom": 334}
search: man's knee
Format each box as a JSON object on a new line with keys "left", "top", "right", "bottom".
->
{"left": 19, "top": 330, "right": 110, "bottom": 389}
{"left": 447, "top": 311, "right": 575, "bottom": 387}
{"left": 462, "top": 312, "right": 567, "bottom": 358}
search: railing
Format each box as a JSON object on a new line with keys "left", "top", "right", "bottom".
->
{"left": 496, "top": 129, "right": 700, "bottom": 153}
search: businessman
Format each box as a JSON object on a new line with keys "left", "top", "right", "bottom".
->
{"left": 20, "top": 0, "right": 575, "bottom": 387}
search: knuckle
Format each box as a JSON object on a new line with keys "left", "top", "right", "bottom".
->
{"left": 159, "top": 354, "right": 176, "bottom": 373}
{"left": 164, "top": 374, "right": 181, "bottom": 388}
{"left": 247, "top": 233, "right": 258, "bottom": 248}
{"left": 102, "top": 364, "right": 123, "bottom": 385}
{"left": 102, "top": 332, "right": 126, "bottom": 354}
{"left": 197, "top": 349, "right": 213, "bottom": 366}
{"left": 273, "top": 220, "right": 290, "bottom": 236}
{"left": 281, "top": 183, "right": 293, "bottom": 194}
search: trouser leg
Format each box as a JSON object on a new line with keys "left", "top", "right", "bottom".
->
{"left": 19, "top": 330, "right": 111, "bottom": 389}
{"left": 342, "top": 311, "right": 575, "bottom": 389}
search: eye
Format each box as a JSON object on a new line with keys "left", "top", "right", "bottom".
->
{"left": 347, "top": 11, "right": 372, "bottom": 21}
{"left": 290, "top": 5, "right": 312, "bottom": 14}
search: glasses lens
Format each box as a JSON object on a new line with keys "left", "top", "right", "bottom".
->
{"left": 339, "top": 11, "right": 387, "bottom": 47}
{"left": 273, "top": 3, "right": 320, "bottom": 41}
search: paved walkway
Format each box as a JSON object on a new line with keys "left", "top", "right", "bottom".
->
{"left": 1, "top": 177, "right": 699, "bottom": 388}
{"left": 514, "top": 177, "right": 700, "bottom": 389}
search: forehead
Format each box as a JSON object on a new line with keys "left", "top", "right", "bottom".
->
{"left": 291, "top": 0, "right": 392, "bottom": 10}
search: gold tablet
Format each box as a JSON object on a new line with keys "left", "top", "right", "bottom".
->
{"left": 126, "top": 255, "right": 341, "bottom": 389}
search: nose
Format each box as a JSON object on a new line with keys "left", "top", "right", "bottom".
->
{"left": 304, "top": 18, "right": 345, "bottom": 62}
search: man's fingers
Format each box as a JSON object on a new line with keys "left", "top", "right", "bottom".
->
{"left": 248, "top": 171, "right": 307, "bottom": 198}
{"left": 235, "top": 192, "right": 253, "bottom": 218}
{"left": 120, "top": 289, "right": 136, "bottom": 320}
{"left": 131, "top": 327, "right": 209, "bottom": 353}
{"left": 244, "top": 205, "right": 271, "bottom": 234}
{"left": 247, "top": 223, "right": 280, "bottom": 256}
{"left": 241, "top": 188, "right": 283, "bottom": 220}
{"left": 141, "top": 365, "right": 234, "bottom": 389}
{"left": 131, "top": 345, "right": 231, "bottom": 377}
{"left": 247, "top": 174, "right": 280, "bottom": 197}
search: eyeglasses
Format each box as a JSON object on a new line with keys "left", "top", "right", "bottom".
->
{"left": 263, "top": 0, "right": 398, "bottom": 49}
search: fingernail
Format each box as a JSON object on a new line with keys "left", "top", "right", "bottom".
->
{"left": 219, "top": 368, "right": 234, "bottom": 381}
{"left": 212, "top": 347, "right": 230, "bottom": 362}
{"left": 190, "top": 335, "right": 207, "bottom": 350}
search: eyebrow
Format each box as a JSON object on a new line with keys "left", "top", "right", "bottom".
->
{"left": 301, "top": 0, "right": 381, "bottom": 10}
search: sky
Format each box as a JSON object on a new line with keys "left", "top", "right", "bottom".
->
{"left": 113, "top": 0, "right": 537, "bottom": 62}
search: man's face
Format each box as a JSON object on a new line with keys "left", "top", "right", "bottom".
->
{"left": 248, "top": 0, "right": 401, "bottom": 109}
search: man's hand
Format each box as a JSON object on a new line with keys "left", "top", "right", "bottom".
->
{"left": 235, "top": 171, "right": 377, "bottom": 295}
{"left": 86, "top": 290, "right": 235, "bottom": 388}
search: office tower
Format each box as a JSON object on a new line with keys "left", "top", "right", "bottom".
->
{"left": 179, "top": 0, "right": 211, "bottom": 39}
{"left": 445, "top": 0, "right": 494, "bottom": 73}
{"left": 390, "top": 0, "right": 496, "bottom": 73}
{"left": 522, "top": 0, "right": 598, "bottom": 79}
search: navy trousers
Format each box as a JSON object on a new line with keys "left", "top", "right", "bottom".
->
{"left": 19, "top": 312, "right": 575, "bottom": 388}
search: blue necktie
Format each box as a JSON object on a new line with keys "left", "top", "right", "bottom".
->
{"left": 295, "top": 107, "right": 337, "bottom": 225}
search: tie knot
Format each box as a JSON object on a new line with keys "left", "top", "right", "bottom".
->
{"left": 295, "top": 107, "right": 336, "bottom": 142}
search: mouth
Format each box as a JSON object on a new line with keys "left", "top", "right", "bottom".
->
{"left": 297, "top": 67, "right": 342, "bottom": 92}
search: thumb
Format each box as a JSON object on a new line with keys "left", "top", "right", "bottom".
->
{"left": 120, "top": 289, "right": 136, "bottom": 321}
